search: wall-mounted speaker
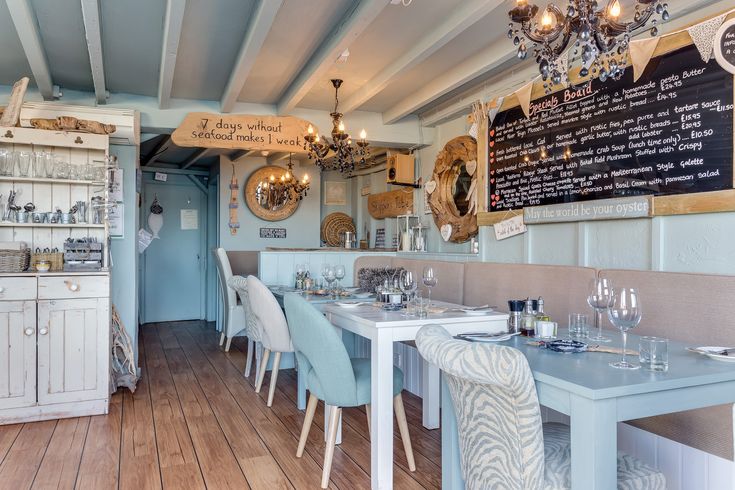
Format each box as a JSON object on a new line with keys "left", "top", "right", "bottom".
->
{"left": 386, "top": 153, "right": 414, "bottom": 185}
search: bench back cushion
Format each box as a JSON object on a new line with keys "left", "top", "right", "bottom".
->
{"left": 392, "top": 258, "right": 464, "bottom": 304}
{"left": 227, "top": 251, "right": 259, "bottom": 277}
{"left": 600, "top": 269, "right": 735, "bottom": 461}
{"left": 463, "top": 263, "right": 597, "bottom": 322}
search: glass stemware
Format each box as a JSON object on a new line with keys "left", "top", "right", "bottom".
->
{"left": 321, "top": 264, "right": 335, "bottom": 296}
{"left": 587, "top": 278, "right": 613, "bottom": 342}
{"left": 422, "top": 266, "right": 437, "bottom": 306}
{"left": 607, "top": 288, "right": 642, "bottom": 370}
{"left": 399, "top": 270, "right": 417, "bottom": 316}
{"left": 334, "top": 265, "right": 345, "bottom": 293}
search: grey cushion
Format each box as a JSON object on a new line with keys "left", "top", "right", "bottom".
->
{"left": 305, "top": 358, "right": 404, "bottom": 407}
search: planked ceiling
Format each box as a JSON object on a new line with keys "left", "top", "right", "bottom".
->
{"left": 2, "top": 0, "right": 729, "bottom": 169}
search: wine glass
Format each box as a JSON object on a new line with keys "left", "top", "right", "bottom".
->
{"left": 334, "top": 265, "right": 346, "bottom": 293}
{"left": 587, "top": 278, "right": 613, "bottom": 342}
{"left": 399, "top": 270, "right": 417, "bottom": 316}
{"left": 607, "top": 288, "right": 642, "bottom": 370}
{"left": 422, "top": 266, "right": 438, "bottom": 306}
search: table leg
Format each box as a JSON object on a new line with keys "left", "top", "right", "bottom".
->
{"left": 570, "top": 394, "right": 617, "bottom": 490}
{"left": 371, "top": 329, "right": 394, "bottom": 489}
{"left": 441, "top": 373, "right": 465, "bottom": 490}
{"left": 422, "top": 361, "right": 440, "bottom": 429}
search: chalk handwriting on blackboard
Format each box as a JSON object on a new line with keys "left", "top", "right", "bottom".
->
{"left": 488, "top": 46, "right": 734, "bottom": 211}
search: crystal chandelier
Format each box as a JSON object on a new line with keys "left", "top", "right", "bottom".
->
{"left": 257, "top": 154, "right": 310, "bottom": 206}
{"left": 304, "top": 79, "right": 369, "bottom": 174}
{"left": 508, "top": 0, "right": 669, "bottom": 92}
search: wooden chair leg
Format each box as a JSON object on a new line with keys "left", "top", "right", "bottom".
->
{"left": 297, "top": 394, "right": 318, "bottom": 457}
{"left": 219, "top": 332, "right": 225, "bottom": 346}
{"left": 394, "top": 393, "right": 416, "bottom": 472}
{"left": 255, "top": 349, "right": 270, "bottom": 393}
{"left": 365, "top": 404, "right": 371, "bottom": 435}
{"left": 322, "top": 406, "right": 342, "bottom": 488}
{"left": 224, "top": 336, "right": 233, "bottom": 352}
{"left": 244, "top": 339, "right": 254, "bottom": 378}
{"left": 267, "top": 352, "right": 282, "bottom": 407}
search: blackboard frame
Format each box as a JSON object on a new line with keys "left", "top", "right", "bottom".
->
{"left": 476, "top": 9, "right": 735, "bottom": 227}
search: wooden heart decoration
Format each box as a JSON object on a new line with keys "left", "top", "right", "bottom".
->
{"left": 440, "top": 224, "right": 452, "bottom": 242}
{"left": 425, "top": 180, "right": 437, "bottom": 194}
{"left": 466, "top": 160, "right": 477, "bottom": 176}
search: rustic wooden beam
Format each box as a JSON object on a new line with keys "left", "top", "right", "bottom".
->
{"left": 158, "top": 0, "right": 187, "bottom": 109}
{"left": 341, "top": 0, "right": 503, "bottom": 114}
{"left": 142, "top": 134, "right": 171, "bottom": 166}
{"left": 276, "top": 0, "right": 390, "bottom": 114}
{"left": 220, "top": 0, "right": 283, "bottom": 112}
{"left": 181, "top": 148, "right": 212, "bottom": 169}
{"left": 6, "top": 0, "right": 56, "bottom": 100}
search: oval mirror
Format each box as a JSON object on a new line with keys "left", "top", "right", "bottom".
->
{"left": 452, "top": 161, "right": 472, "bottom": 217}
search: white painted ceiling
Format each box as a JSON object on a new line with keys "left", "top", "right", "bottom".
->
{"left": 1, "top": 0, "right": 730, "bottom": 161}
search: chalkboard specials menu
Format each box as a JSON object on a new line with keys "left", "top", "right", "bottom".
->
{"left": 488, "top": 46, "right": 734, "bottom": 211}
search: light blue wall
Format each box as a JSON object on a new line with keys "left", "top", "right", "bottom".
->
{"left": 219, "top": 155, "right": 322, "bottom": 250}
{"left": 109, "top": 144, "right": 139, "bottom": 364}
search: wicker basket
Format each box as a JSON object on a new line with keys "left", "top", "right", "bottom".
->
{"left": 31, "top": 251, "right": 63, "bottom": 272}
{"left": 0, "top": 249, "right": 30, "bottom": 273}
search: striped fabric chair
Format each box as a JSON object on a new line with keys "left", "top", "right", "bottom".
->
{"left": 415, "top": 325, "right": 666, "bottom": 490}
{"left": 227, "top": 275, "right": 261, "bottom": 379}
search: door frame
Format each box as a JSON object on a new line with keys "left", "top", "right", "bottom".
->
{"left": 139, "top": 175, "right": 209, "bottom": 323}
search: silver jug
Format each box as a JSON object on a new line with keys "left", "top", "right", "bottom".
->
{"left": 342, "top": 231, "right": 355, "bottom": 249}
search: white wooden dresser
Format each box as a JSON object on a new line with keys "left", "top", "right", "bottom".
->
{"left": 0, "top": 126, "right": 112, "bottom": 424}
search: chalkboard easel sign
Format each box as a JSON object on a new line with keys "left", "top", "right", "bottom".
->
{"left": 486, "top": 44, "right": 734, "bottom": 214}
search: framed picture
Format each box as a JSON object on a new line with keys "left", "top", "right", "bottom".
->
{"left": 324, "top": 181, "right": 347, "bottom": 205}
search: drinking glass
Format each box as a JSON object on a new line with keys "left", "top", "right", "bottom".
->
{"left": 607, "top": 288, "right": 642, "bottom": 369}
{"left": 0, "top": 149, "right": 10, "bottom": 176}
{"left": 568, "top": 313, "right": 589, "bottom": 339}
{"left": 399, "top": 270, "right": 417, "bottom": 316}
{"left": 415, "top": 294, "right": 429, "bottom": 318}
{"left": 54, "top": 156, "right": 70, "bottom": 179}
{"left": 321, "top": 264, "right": 335, "bottom": 295}
{"left": 15, "top": 151, "right": 31, "bottom": 177}
{"left": 639, "top": 336, "right": 668, "bottom": 372}
{"left": 587, "top": 278, "right": 613, "bottom": 342}
{"left": 422, "top": 266, "right": 437, "bottom": 306}
{"left": 334, "top": 265, "right": 346, "bottom": 292}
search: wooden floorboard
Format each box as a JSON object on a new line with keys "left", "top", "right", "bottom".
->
{"left": 0, "top": 320, "right": 441, "bottom": 490}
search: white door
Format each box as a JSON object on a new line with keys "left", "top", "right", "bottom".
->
{"left": 37, "top": 298, "right": 110, "bottom": 405}
{"left": 0, "top": 301, "right": 36, "bottom": 410}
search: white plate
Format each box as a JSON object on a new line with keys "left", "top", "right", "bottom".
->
{"left": 689, "top": 346, "right": 735, "bottom": 363}
{"left": 461, "top": 309, "right": 493, "bottom": 316}
{"left": 457, "top": 332, "right": 518, "bottom": 343}
{"left": 335, "top": 301, "right": 364, "bottom": 308}
{"left": 353, "top": 292, "right": 374, "bottom": 299}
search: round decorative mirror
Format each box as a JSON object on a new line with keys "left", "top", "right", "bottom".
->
{"left": 427, "top": 136, "right": 478, "bottom": 243}
{"left": 245, "top": 166, "right": 300, "bottom": 221}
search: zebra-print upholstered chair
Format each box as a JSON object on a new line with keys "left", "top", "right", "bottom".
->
{"left": 415, "top": 325, "right": 666, "bottom": 490}
{"left": 227, "top": 275, "right": 261, "bottom": 379}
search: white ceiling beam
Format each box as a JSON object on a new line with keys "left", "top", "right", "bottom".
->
{"left": 382, "top": 38, "right": 517, "bottom": 124}
{"left": 229, "top": 149, "right": 257, "bottom": 161}
{"left": 181, "top": 148, "right": 212, "bottom": 169}
{"left": 80, "top": 0, "right": 107, "bottom": 104}
{"left": 6, "top": 0, "right": 56, "bottom": 100}
{"left": 340, "top": 0, "right": 504, "bottom": 114}
{"left": 276, "top": 0, "right": 391, "bottom": 115}
{"left": 266, "top": 152, "right": 290, "bottom": 165}
{"left": 158, "top": 0, "right": 187, "bottom": 109}
{"left": 221, "top": 0, "right": 283, "bottom": 113}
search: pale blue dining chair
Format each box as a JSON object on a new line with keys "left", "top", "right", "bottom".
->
{"left": 415, "top": 325, "right": 666, "bottom": 490}
{"left": 284, "top": 293, "right": 416, "bottom": 488}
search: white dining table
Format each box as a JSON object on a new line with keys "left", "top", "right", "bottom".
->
{"left": 323, "top": 301, "right": 508, "bottom": 490}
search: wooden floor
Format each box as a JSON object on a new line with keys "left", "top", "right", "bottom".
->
{"left": 0, "top": 321, "right": 441, "bottom": 489}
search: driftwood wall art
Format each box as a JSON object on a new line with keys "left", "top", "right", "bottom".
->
{"left": 367, "top": 188, "right": 414, "bottom": 219}
{"left": 427, "top": 135, "right": 479, "bottom": 243}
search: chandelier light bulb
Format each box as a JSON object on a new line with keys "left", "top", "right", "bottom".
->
{"left": 307, "top": 124, "right": 314, "bottom": 135}
{"left": 517, "top": 0, "right": 527, "bottom": 4}
{"left": 303, "top": 174, "right": 309, "bottom": 183}
{"left": 285, "top": 172, "right": 290, "bottom": 180}
{"left": 609, "top": 0, "right": 621, "bottom": 18}
{"left": 360, "top": 129, "right": 367, "bottom": 140}
{"left": 338, "top": 121, "right": 345, "bottom": 132}
{"left": 315, "top": 134, "right": 320, "bottom": 142}
{"left": 269, "top": 174, "right": 275, "bottom": 182}
{"left": 540, "top": 10, "right": 554, "bottom": 30}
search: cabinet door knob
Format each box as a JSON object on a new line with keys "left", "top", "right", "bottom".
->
{"left": 39, "top": 327, "right": 48, "bottom": 335}
{"left": 24, "top": 327, "right": 34, "bottom": 336}
{"left": 64, "top": 281, "right": 80, "bottom": 292}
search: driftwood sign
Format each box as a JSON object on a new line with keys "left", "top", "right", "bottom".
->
{"left": 172, "top": 113, "right": 315, "bottom": 153}
{"left": 367, "top": 188, "right": 414, "bottom": 219}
